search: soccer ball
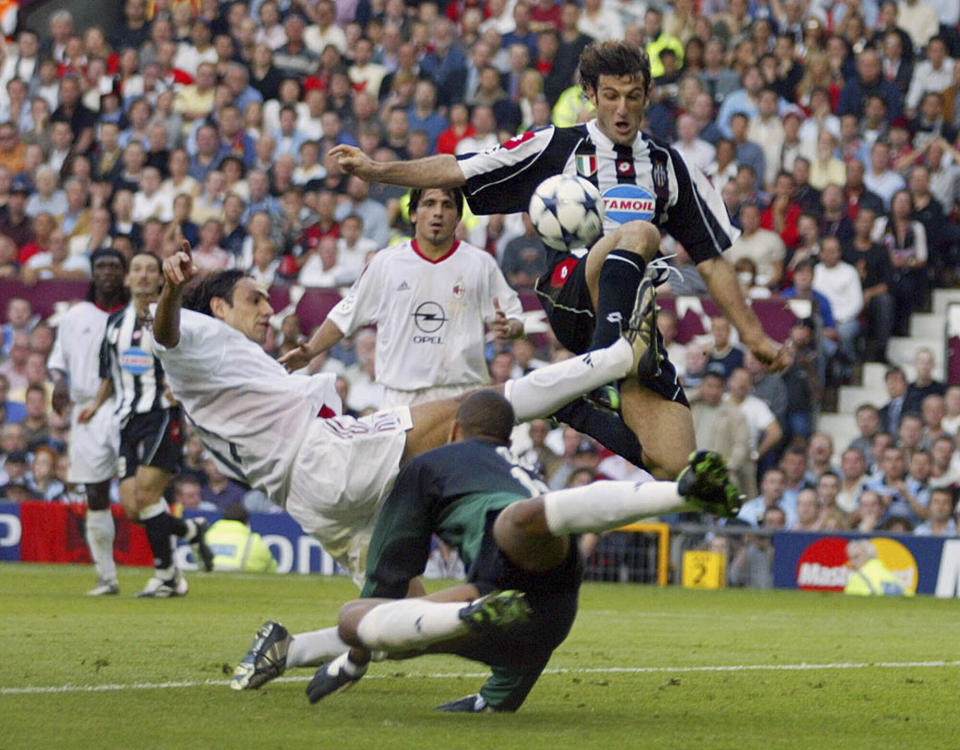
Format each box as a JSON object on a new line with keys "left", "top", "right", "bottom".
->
{"left": 528, "top": 174, "right": 605, "bottom": 251}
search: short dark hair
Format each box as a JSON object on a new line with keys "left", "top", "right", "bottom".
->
{"left": 223, "top": 502, "right": 250, "bottom": 524}
{"left": 455, "top": 391, "right": 515, "bottom": 446}
{"left": 183, "top": 269, "right": 250, "bottom": 316}
{"left": 577, "top": 40, "right": 652, "bottom": 96}
{"left": 408, "top": 187, "right": 465, "bottom": 219}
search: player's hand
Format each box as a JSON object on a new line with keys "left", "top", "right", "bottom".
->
{"left": 749, "top": 336, "right": 793, "bottom": 373}
{"left": 76, "top": 404, "right": 97, "bottom": 424}
{"left": 278, "top": 343, "right": 313, "bottom": 372}
{"left": 52, "top": 385, "right": 70, "bottom": 417}
{"left": 329, "top": 144, "right": 376, "bottom": 180}
{"left": 162, "top": 241, "right": 198, "bottom": 287}
{"left": 489, "top": 297, "right": 521, "bottom": 343}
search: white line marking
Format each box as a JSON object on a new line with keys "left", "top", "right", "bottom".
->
{"left": 4, "top": 660, "right": 960, "bottom": 696}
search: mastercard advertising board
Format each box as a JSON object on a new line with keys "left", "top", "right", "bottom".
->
{"left": 773, "top": 532, "right": 959, "bottom": 596}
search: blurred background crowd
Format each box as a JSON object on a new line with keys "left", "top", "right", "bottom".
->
{"left": 1, "top": 0, "right": 960, "bottom": 552}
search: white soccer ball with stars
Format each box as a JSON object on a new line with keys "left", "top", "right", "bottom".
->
{"left": 528, "top": 174, "right": 605, "bottom": 252}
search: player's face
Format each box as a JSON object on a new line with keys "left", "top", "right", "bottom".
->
{"left": 216, "top": 278, "right": 274, "bottom": 343}
{"left": 590, "top": 74, "right": 648, "bottom": 146}
{"left": 413, "top": 189, "right": 460, "bottom": 246}
{"left": 127, "top": 254, "right": 162, "bottom": 298}
{"left": 93, "top": 256, "right": 126, "bottom": 297}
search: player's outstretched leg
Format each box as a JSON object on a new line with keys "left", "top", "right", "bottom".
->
{"left": 231, "top": 621, "right": 292, "bottom": 690}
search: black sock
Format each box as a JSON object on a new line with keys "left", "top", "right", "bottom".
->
{"left": 588, "top": 249, "right": 646, "bottom": 350}
{"left": 553, "top": 398, "right": 645, "bottom": 468}
{"left": 144, "top": 515, "right": 175, "bottom": 572}
{"left": 167, "top": 513, "right": 189, "bottom": 538}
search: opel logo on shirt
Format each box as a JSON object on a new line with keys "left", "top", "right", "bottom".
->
{"left": 412, "top": 301, "right": 448, "bottom": 333}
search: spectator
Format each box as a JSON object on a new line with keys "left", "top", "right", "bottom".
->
{"left": 792, "top": 487, "right": 822, "bottom": 530}
{"left": 24, "top": 445, "right": 64, "bottom": 501}
{"left": 501, "top": 214, "right": 548, "bottom": 290}
{"left": 837, "top": 447, "right": 870, "bottom": 513}
{"left": 866, "top": 445, "right": 928, "bottom": 523}
{"left": 690, "top": 368, "right": 751, "bottom": 494}
{"left": 813, "top": 236, "right": 863, "bottom": 361}
{"left": 905, "top": 347, "right": 948, "bottom": 414}
{"left": 0, "top": 332, "right": 30, "bottom": 391}
{"left": 914, "top": 487, "right": 956, "bottom": 535}
{"left": 707, "top": 316, "right": 745, "bottom": 379}
{"left": 837, "top": 47, "right": 904, "bottom": 120}
{"left": 929, "top": 434, "right": 960, "bottom": 488}
{"left": 942, "top": 386, "right": 960, "bottom": 436}
{"left": 727, "top": 367, "right": 783, "bottom": 482}
{"left": 0, "top": 373, "right": 26, "bottom": 424}
{"left": 806, "top": 432, "right": 838, "bottom": 483}
{"left": 726, "top": 201, "right": 785, "bottom": 289}
{"left": 200, "top": 456, "right": 248, "bottom": 511}
{"left": 737, "top": 468, "right": 793, "bottom": 528}
{"left": 205, "top": 503, "right": 279, "bottom": 572}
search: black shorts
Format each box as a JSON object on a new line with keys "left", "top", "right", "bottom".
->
{"left": 455, "top": 509, "right": 583, "bottom": 670}
{"left": 118, "top": 407, "right": 183, "bottom": 480}
{"left": 535, "top": 253, "right": 689, "bottom": 407}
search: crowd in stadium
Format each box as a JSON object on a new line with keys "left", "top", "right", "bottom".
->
{"left": 1, "top": 0, "right": 960, "bottom": 553}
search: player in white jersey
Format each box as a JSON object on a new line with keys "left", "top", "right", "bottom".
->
{"left": 279, "top": 187, "right": 525, "bottom": 408}
{"left": 79, "top": 251, "right": 214, "bottom": 598}
{"left": 154, "top": 241, "right": 655, "bottom": 582}
{"left": 330, "top": 40, "right": 793, "bottom": 481}
{"left": 48, "top": 248, "right": 127, "bottom": 596}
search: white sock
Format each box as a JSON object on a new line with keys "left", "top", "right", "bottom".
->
{"left": 505, "top": 338, "right": 632, "bottom": 422}
{"left": 138, "top": 500, "right": 166, "bottom": 521}
{"left": 287, "top": 626, "right": 352, "bottom": 668}
{"left": 324, "top": 650, "right": 368, "bottom": 679}
{"left": 356, "top": 599, "right": 471, "bottom": 652}
{"left": 85, "top": 508, "right": 117, "bottom": 583}
{"left": 543, "top": 479, "right": 689, "bottom": 536}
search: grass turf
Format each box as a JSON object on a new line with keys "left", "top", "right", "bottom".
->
{"left": 2, "top": 563, "right": 959, "bottom": 750}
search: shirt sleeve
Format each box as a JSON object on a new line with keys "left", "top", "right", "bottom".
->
{"left": 485, "top": 254, "right": 524, "bottom": 319}
{"left": 325, "top": 253, "right": 384, "bottom": 336}
{"left": 457, "top": 126, "right": 578, "bottom": 215}
{"left": 663, "top": 146, "right": 740, "bottom": 264}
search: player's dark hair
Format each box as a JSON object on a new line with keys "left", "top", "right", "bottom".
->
{"left": 455, "top": 391, "right": 515, "bottom": 446}
{"left": 577, "top": 40, "right": 652, "bottom": 96}
{"left": 183, "top": 269, "right": 249, "bottom": 316}
{"left": 408, "top": 187, "right": 465, "bottom": 219}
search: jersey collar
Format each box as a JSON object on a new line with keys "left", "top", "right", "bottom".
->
{"left": 586, "top": 119, "right": 644, "bottom": 152}
{"left": 411, "top": 238, "right": 460, "bottom": 264}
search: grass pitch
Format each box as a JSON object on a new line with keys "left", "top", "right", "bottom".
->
{"left": 2, "top": 563, "right": 959, "bottom": 750}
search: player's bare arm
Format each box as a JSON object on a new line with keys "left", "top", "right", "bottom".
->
{"left": 329, "top": 145, "right": 466, "bottom": 189}
{"left": 154, "top": 242, "right": 198, "bottom": 348}
{"left": 696, "top": 255, "right": 792, "bottom": 372}
{"left": 76, "top": 378, "right": 114, "bottom": 424}
{"left": 278, "top": 317, "right": 346, "bottom": 372}
{"left": 50, "top": 368, "right": 70, "bottom": 416}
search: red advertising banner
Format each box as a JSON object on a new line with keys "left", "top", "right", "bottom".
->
{"left": 18, "top": 502, "right": 153, "bottom": 566}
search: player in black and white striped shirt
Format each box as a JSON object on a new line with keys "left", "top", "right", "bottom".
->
{"left": 330, "top": 39, "right": 791, "bottom": 481}
{"left": 80, "top": 251, "right": 213, "bottom": 598}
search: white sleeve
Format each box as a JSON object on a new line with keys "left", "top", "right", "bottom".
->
{"left": 755, "top": 399, "right": 776, "bottom": 431}
{"left": 325, "top": 255, "right": 383, "bottom": 336}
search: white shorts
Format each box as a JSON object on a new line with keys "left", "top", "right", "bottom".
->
{"left": 68, "top": 403, "right": 120, "bottom": 484}
{"left": 285, "top": 407, "right": 413, "bottom": 584}
{"left": 381, "top": 383, "right": 480, "bottom": 409}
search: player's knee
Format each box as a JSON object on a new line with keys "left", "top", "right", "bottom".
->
{"left": 338, "top": 600, "right": 373, "bottom": 647}
{"left": 613, "top": 221, "right": 660, "bottom": 261}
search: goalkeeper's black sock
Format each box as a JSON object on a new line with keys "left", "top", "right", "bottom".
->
{"left": 588, "top": 249, "right": 646, "bottom": 350}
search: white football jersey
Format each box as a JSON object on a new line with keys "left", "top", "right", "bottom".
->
{"left": 48, "top": 301, "right": 114, "bottom": 403}
{"left": 327, "top": 240, "right": 522, "bottom": 391}
{"left": 155, "top": 309, "right": 341, "bottom": 503}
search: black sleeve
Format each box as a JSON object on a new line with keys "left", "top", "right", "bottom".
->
{"left": 458, "top": 126, "right": 584, "bottom": 215}
{"left": 361, "top": 457, "right": 441, "bottom": 599}
{"left": 662, "top": 146, "right": 737, "bottom": 264}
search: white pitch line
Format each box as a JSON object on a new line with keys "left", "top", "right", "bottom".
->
{"left": 3, "top": 660, "right": 960, "bottom": 697}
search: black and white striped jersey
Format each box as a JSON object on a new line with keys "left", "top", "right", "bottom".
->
{"left": 99, "top": 303, "right": 168, "bottom": 427}
{"left": 456, "top": 119, "right": 739, "bottom": 264}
